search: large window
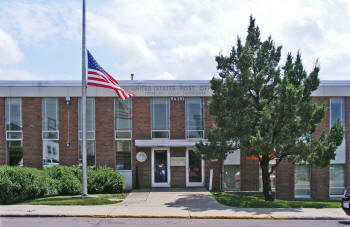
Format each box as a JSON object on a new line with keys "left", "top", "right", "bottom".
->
{"left": 186, "top": 97, "right": 204, "bottom": 139}
{"left": 330, "top": 164, "right": 345, "bottom": 197}
{"left": 151, "top": 98, "right": 169, "bottom": 139}
{"left": 42, "top": 98, "right": 59, "bottom": 167}
{"left": 5, "top": 98, "right": 23, "bottom": 166}
{"left": 78, "top": 98, "right": 95, "bottom": 167}
{"left": 294, "top": 165, "right": 311, "bottom": 198}
{"left": 330, "top": 98, "right": 345, "bottom": 126}
{"left": 223, "top": 165, "right": 240, "bottom": 191}
{"left": 115, "top": 98, "right": 132, "bottom": 170}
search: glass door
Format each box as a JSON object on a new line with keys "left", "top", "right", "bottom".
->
{"left": 152, "top": 149, "right": 170, "bottom": 187}
{"left": 186, "top": 149, "right": 204, "bottom": 187}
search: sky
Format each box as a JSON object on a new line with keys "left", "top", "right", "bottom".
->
{"left": 0, "top": 0, "right": 349, "bottom": 81}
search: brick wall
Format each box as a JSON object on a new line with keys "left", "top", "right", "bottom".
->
{"left": 133, "top": 147, "right": 151, "bottom": 188}
{"left": 132, "top": 97, "right": 150, "bottom": 139}
{"left": 170, "top": 148, "right": 186, "bottom": 187}
{"left": 0, "top": 98, "right": 5, "bottom": 165}
{"left": 95, "top": 97, "right": 115, "bottom": 168}
{"left": 345, "top": 97, "right": 350, "bottom": 186}
{"left": 240, "top": 150, "right": 259, "bottom": 191}
{"left": 170, "top": 100, "right": 185, "bottom": 139}
{"left": 204, "top": 97, "right": 215, "bottom": 138}
{"left": 59, "top": 97, "right": 79, "bottom": 166}
{"left": 311, "top": 97, "right": 330, "bottom": 199}
{"left": 205, "top": 160, "right": 222, "bottom": 190}
{"left": 22, "top": 97, "right": 42, "bottom": 168}
{"left": 311, "top": 166, "right": 329, "bottom": 200}
{"left": 276, "top": 160, "right": 294, "bottom": 200}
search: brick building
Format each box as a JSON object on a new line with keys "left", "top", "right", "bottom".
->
{"left": 0, "top": 80, "right": 348, "bottom": 200}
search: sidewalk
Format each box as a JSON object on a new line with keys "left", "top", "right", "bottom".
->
{"left": 1, "top": 188, "right": 349, "bottom": 220}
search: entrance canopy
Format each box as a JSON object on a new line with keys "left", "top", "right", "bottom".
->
{"left": 135, "top": 139, "right": 207, "bottom": 147}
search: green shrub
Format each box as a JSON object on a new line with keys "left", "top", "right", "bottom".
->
{"left": 0, "top": 166, "right": 59, "bottom": 204}
{"left": 88, "top": 166, "right": 125, "bottom": 194}
{"left": 44, "top": 165, "right": 82, "bottom": 195}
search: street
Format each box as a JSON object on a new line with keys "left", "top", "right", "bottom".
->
{"left": 1, "top": 218, "right": 350, "bottom": 227}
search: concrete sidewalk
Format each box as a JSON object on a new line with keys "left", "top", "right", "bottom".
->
{"left": 0, "top": 188, "right": 349, "bottom": 220}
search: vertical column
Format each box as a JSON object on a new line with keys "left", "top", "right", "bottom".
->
{"left": 132, "top": 97, "right": 151, "bottom": 188}
{"left": 22, "top": 97, "right": 42, "bottom": 168}
{"left": 345, "top": 97, "right": 350, "bottom": 186}
{"left": 59, "top": 97, "right": 78, "bottom": 166}
{"left": 240, "top": 150, "right": 259, "bottom": 191}
{"left": 204, "top": 97, "right": 215, "bottom": 138}
{"left": 170, "top": 99, "right": 185, "bottom": 139}
{"left": 170, "top": 148, "right": 186, "bottom": 187}
{"left": 0, "top": 98, "right": 5, "bottom": 164}
{"left": 95, "top": 97, "right": 115, "bottom": 168}
{"left": 311, "top": 97, "right": 330, "bottom": 199}
{"left": 276, "top": 160, "right": 294, "bottom": 200}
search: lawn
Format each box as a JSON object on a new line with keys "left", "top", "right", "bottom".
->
{"left": 20, "top": 193, "right": 128, "bottom": 205}
{"left": 212, "top": 192, "right": 341, "bottom": 208}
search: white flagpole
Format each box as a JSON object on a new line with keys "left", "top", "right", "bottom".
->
{"left": 81, "top": 0, "right": 88, "bottom": 197}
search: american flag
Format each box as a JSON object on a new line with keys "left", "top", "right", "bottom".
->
{"left": 87, "top": 50, "right": 135, "bottom": 100}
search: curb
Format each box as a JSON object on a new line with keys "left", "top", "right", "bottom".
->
{"left": 1, "top": 214, "right": 349, "bottom": 220}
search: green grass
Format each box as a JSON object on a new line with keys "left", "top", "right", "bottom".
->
{"left": 212, "top": 192, "right": 341, "bottom": 208}
{"left": 20, "top": 193, "right": 128, "bottom": 205}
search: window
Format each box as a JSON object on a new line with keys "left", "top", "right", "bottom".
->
{"left": 115, "top": 98, "right": 132, "bottom": 170}
{"left": 223, "top": 165, "right": 240, "bottom": 190}
{"left": 259, "top": 166, "right": 276, "bottom": 192}
{"left": 151, "top": 98, "right": 169, "bottom": 139}
{"left": 5, "top": 98, "right": 23, "bottom": 166}
{"left": 294, "top": 165, "right": 311, "bottom": 198}
{"left": 186, "top": 97, "right": 204, "bottom": 139}
{"left": 42, "top": 98, "right": 59, "bottom": 167}
{"left": 78, "top": 98, "right": 95, "bottom": 167}
{"left": 330, "top": 98, "right": 345, "bottom": 127}
{"left": 330, "top": 164, "right": 345, "bottom": 197}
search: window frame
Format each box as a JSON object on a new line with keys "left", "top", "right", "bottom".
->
{"left": 185, "top": 97, "right": 204, "bottom": 139}
{"left": 151, "top": 97, "right": 170, "bottom": 139}
{"left": 294, "top": 164, "right": 311, "bottom": 199}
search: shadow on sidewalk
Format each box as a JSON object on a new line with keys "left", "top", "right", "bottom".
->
{"left": 164, "top": 193, "right": 303, "bottom": 215}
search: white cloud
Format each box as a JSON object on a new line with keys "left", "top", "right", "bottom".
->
{"left": 0, "top": 29, "right": 23, "bottom": 66}
{"left": 157, "top": 72, "right": 176, "bottom": 80}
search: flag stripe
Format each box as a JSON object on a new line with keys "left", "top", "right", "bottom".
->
{"left": 87, "top": 50, "right": 134, "bottom": 100}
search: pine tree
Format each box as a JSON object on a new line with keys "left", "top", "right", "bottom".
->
{"left": 195, "top": 16, "right": 344, "bottom": 201}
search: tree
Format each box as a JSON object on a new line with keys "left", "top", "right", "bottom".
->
{"left": 195, "top": 16, "right": 344, "bottom": 201}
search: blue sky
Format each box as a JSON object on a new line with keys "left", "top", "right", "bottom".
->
{"left": 0, "top": 0, "right": 349, "bottom": 81}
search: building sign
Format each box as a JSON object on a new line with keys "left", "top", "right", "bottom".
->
{"left": 136, "top": 152, "right": 147, "bottom": 162}
{"left": 171, "top": 97, "right": 184, "bottom": 101}
{"left": 170, "top": 157, "right": 186, "bottom": 166}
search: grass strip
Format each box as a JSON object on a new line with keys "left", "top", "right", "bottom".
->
{"left": 20, "top": 193, "right": 128, "bottom": 205}
{"left": 212, "top": 192, "right": 341, "bottom": 208}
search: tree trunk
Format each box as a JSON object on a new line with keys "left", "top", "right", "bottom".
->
{"left": 261, "top": 159, "right": 274, "bottom": 201}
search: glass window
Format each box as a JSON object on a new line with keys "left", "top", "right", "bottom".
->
{"left": 5, "top": 98, "right": 23, "bottom": 166}
{"left": 295, "top": 165, "right": 311, "bottom": 198}
{"left": 259, "top": 166, "right": 276, "bottom": 192}
{"left": 186, "top": 97, "right": 204, "bottom": 139}
{"left": 116, "top": 140, "right": 131, "bottom": 170}
{"left": 42, "top": 98, "right": 59, "bottom": 167}
{"left": 78, "top": 98, "right": 95, "bottom": 167}
{"left": 115, "top": 98, "right": 131, "bottom": 138}
{"left": 151, "top": 98, "right": 169, "bottom": 139}
{"left": 115, "top": 98, "right": 132, "bottom": 170}
{"left": 223, "top": 165, "right": 240, "bottom": 191}
{"left": 330, "top": 164, "right": 345, "bottom": 197}
{"left": 330, "top": 98, "right": 345, "bottom": 127}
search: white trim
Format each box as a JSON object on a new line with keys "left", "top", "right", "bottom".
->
{"left": 151, "top": 148, "right": 171, "bottom": 187}
{"left": 186, "top": 148, "right": 205, "bottom": 187}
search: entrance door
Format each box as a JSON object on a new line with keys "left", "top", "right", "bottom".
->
{"left": 152, "top": 148, "right": 170, "bottom": 187}
{"left": 186, "top": 149, "right": 205, "bottom": 187}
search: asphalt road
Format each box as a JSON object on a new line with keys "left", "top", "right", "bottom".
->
{"left": 1, "top": 218, "right": 350, "bottom": 227}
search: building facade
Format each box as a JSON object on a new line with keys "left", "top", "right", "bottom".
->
{"left": 0, "top": 80, "right": 349, "bottom": 200}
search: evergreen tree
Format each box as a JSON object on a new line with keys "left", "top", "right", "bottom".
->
{"left": 195, "top": 16, "right": 344, "bottom": 201}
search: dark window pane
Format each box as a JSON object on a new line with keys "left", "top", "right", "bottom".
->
{"left": 116, "top": 141, "right": 131, "bottom": 170}
{"left": 7, "top": 140, "right": 23, "bottom": 166}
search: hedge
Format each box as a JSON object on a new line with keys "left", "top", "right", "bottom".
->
{"left": 0, "top": 165, "right": 125, "bottom": 204}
